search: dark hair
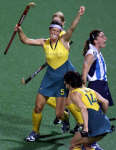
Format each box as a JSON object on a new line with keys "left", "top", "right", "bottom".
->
{"left": 83, "top": 30, "right": 102, "bottom": 56}
{"left": 64, "top": 71, "right": 83, "bottom": 88}
{"left": 50, "top": 20, "right": 63, "bottom": 27}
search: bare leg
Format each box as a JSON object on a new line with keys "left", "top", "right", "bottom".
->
{"left": 70, "top": 132, "right": 105, "bottom": 150}
{"left": 34, "top": 93, "right": 47, "bottom": 113}
{"left": 56, "top": 97, "right": 66, "bottom": 118}
{"left": 26, "top": 93, "right": 47, "bottom": 142}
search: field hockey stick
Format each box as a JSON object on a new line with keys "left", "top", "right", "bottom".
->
{"left": 109, "top": 117, "right": 116, "bottom": 121}
{"left": 69, "top": 40, "right": 73, "bottom": 45}
{"left": 22, "top": 62, "right": 47, "bottom": 84}
{"left": 4, "top": 2, "right": 35, "bottom": 55}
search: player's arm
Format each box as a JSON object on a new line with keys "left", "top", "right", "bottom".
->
{"left": 95, "top": 91, "right": 109, "bottom": 113}
{"left": 61, "top": 6, "right": 85, "bottom": 42}
{"left": 71, "top": 92, "right": 88, "bottom": 132}
{"left": 82, "top": 54, "right": 94, "bottom": 86}
{"left": 15, "top": 25, "right": 44, "bottom": 46}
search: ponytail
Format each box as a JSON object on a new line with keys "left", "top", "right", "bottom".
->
{"left": 83, "top": 39, "right": 90, "bottom": 56}
{"left": 82, "top": 30, "right": 102, "bottom": 56}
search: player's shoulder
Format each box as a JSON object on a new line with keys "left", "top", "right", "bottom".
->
{"left": 60, "top": 30, "right": 66, "bottom": 37}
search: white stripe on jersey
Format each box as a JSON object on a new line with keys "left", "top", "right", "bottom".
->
{"left": 86, "top": 44, "right": 107, "bottom": 81}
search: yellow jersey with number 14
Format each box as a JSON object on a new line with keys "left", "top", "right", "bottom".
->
{"left": 72, "top": 87, "right": 100, "bottom": 111}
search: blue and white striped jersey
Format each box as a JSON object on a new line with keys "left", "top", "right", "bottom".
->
{"left": 86, "top": 44, "right": 107, "bottom": 81}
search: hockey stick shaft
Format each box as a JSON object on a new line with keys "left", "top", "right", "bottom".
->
{"left": 22, "top": 63, "right": 47, "bottom": 84}
{"left": 109, "top": 117, "right": 116, "bottom": 121}
{"left": 4, "top": 2, "right": 35, "bottom": 55}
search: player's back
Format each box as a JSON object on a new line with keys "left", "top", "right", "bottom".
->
{"left": 73, "top": 87, "right": 100, "bottom": 111}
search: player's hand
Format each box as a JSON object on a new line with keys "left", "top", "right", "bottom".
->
{"left": 14, "top": 24, "right": 22, "bottom": 32}
{"left": 79, "top": 6, "right": 85, "bottom": 16}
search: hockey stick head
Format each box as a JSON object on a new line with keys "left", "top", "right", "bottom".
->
{"left": 22, "top": 77, "right": 25, "bottom": 84}
{"left": 28, "top": 2, "right": 36, "bottom": 7}
{"left": 109, "top": 118, "right": 116, "bottom": 121}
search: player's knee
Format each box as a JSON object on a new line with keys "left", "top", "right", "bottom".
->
{"left": 34, "top": 104, "right": 43, "bottom": 113}
{"left": 35, "top": 94, "right": 46, "bottom": 113}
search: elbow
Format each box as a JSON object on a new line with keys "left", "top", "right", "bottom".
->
{"left": 70, "top": 27, "right": 74, "bottom": 33}
{"left": 104, "top": 100, "right": 109, "bottom": 108}
{"left": 20, "top": 39, "right": 26, "bottom": 44}
{"left": 102, "top": 100, "right": 109, "bottom": 113}
{"left": 106, "top": 100, "right": 109, "bottom": 106}
{"left": 20, "top": 37, "right": 29, "bottom": 45}
{"left": 105, "top": 100, "right": 109, "bottom": 111}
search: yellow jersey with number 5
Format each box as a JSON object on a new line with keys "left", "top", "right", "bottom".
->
{"left": 72, "top": 87, "right": 100, "bottom": 111}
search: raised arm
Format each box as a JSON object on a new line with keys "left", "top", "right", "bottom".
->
{"left": 15, "top": 25, "right": 44, "bottom": 46}
{"left": 62, "top": 6, "right": 85, "bottom": 42}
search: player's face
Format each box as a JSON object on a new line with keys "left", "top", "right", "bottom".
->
{"left": 96, "top": 32, "right": 107, "bottom": 48}
{"left": 49, "top": 27, "right": 61, "bottom": 41}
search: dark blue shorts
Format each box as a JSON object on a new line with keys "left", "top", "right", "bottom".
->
{"left": 88, "top": 80, "right": 114, "bottom": 106}
{"left": 38, "top": 60, "right": 75, "bottom": 97}
{"left": 88, "top": 108, "right": 111, "bottom": 137}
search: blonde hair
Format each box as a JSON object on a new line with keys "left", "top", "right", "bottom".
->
{"left": 52, "top": 11, "right": 65, "bottom": 23}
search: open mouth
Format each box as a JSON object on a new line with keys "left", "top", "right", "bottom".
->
{"left": 51, "top": 34, "right": 57, "bottom": 39}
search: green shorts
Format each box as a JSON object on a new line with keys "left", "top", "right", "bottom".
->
{"left": 38, "top": 60, "right": 75, "bottom": 97}
{"left": 88, "top": 108, "right": 111, "bottom": 137}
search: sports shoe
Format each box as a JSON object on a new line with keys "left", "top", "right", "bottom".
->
{"left": 111, "top": 125, "right": 115, "bottom": 132}
{"left": 53, "top": 117, "right": 62, "bottom": 125}
{"left": 70, "top": 124, "right": 83, "bottom": 134}
{"left": 61, "top": 108, "right": 70, "bottom": 133}
{"left": 64, "top": 108, "right": 70, "bottom": 121}
{"left": 53, "top": 117, "right": 70, "bottom": 133}
{"left": 53, "top": 108, "right": 70, "bottom": 125}
{"left": 53, "top": 108, "right": 70, "bottom": 133}
{"left": 61, "top": 119, "right": 70, "bottom": 133}
{"left": 91, "top": 143, "right": 104, "bottom": 150}
{"left": 25, "top": 131, "right": 40, "bottom": 142}
{"left": 64, "top": 108, "right": 70, "bottom": 116}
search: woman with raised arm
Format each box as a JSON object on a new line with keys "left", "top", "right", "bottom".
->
{"left": 15, "top": 6, "right": 85, "bottom": 142}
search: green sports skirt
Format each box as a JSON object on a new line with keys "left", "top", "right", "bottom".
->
{"left": 38, "top": 60, "right": 75, "bottom": 97}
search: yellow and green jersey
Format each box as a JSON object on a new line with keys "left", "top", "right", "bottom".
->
{"left": 43, "top": 30, "right": 68, "bottom": 69}
{"left": 43, "top": 38, "right": 69, "bottom": 69}
{"left": 72, "top": 87, "right": 100, "bottom": 111}
{"left": 60, "top": 30, "right": 66, "bottom": 36}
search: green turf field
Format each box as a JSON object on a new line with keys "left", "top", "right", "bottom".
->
{"left": 0, "top": 0, "right": 116, "bottom": 149}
